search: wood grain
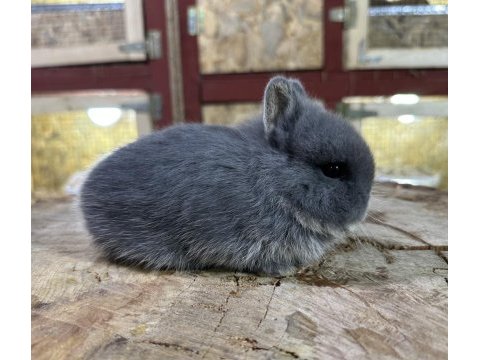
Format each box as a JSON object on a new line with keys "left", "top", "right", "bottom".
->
{"left": 31, "top": 183, "right": 447, "bottom": 359}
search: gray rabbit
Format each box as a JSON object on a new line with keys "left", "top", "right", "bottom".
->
{"left": 81, "top": 76, "right": 375, "bottom": 275}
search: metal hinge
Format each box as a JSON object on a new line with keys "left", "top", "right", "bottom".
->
{"left": 121, "top": 93, "right": 162, "bottom": 120}
{"left": 187, "top": 6, "right": 205, "bottom": 36}
{"left": 119, "top": 30, "right": 162, "bottom": 59}
{"left": 336, "top": 102, "right": 378, "bottom": 119}
{"left": 329, "top": 0, "right": 357, "bottom": 28}
{"left": 149, "top": 93, "right": 162, "bottom": 120}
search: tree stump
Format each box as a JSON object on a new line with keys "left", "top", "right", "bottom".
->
{"left": 31, "top": 183, "right": 447, "bottom": 360}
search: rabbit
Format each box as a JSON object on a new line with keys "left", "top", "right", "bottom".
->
{"left": 80, "top": 76, "right": 375, "bottom": 276}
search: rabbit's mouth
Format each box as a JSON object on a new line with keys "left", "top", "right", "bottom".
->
{"left": 293, "top": 207, "right": 346, "bottom": 240}
{"left": 278, "top": 196, "right": 346, "bottom": 240}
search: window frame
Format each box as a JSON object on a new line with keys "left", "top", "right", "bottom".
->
{"left": 31, "top": 0, "right": 146, "bottom": 68}
{"left": 344, "top": 0, "right": 448, "bottom": 70}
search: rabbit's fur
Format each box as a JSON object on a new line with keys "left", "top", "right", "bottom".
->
{"left": 81, "top": 76, "right": 374, "bottom": 275}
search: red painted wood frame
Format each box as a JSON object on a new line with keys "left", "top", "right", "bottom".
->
{"left": 32, "top": 0, "right": 448, "bottom": 126}
{"left": 178, "top": 0, "right": 447, "bottom": 118}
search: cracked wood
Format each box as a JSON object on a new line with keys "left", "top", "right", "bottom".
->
{"left": 31, "top": 183, "right": 447, "bottom": 359}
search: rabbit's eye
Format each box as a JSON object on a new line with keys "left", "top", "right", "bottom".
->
{"left": 321, "top": 162, "right": 348, "bottom": 179}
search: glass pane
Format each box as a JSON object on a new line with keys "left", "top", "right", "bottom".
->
{"left": 341, "top": 96, "right": 448, "bottom": 190}
{"left": 361, "top": 116, "right": 447, "bottom": 189}
{"left": 197, "top": 0, "right": 324, "bottom": 74}
{"left": 367, "top": 0, "right": 448, "bottom": 49}
{"left": 31, "top": 91, "right": 150, "bottom": 200}
{"left": 31, "top": 0, "right": 126, "bottom": 49}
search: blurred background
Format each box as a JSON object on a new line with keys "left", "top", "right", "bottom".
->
{"left": 31, "top": 0, "right": 448, "bottom": 200}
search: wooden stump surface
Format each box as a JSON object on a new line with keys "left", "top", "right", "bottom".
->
{"left": 31, "top": 183, "right": 448, "bottom": 360}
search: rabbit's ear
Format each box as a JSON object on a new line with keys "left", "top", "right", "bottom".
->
{"left": 290, "top": 79, "right": 307, "bottom": 97}
{"left": 263, "top": 76, "right": 305, "bottom": 148}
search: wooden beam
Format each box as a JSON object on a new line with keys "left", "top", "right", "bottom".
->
{"left": 200, "top": 70, "right": 448, "bottom": 108}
